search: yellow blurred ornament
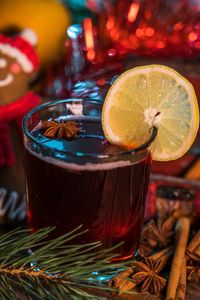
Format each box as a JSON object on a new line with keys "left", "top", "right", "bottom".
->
{"left": 0, "top": 0, "right": 71, "bottom": 65}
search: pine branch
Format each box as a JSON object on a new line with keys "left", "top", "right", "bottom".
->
{"left": 0, "top": 226, "right": 133, "bottom": 299}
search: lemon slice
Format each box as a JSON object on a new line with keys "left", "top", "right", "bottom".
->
{"left": 102, "top": 64, "right": 199, "bottom": 161}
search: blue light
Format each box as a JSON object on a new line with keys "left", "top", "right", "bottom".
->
{"left": 92, "top": 271, "right": 99, "bottom": 275}
{"left": 76, "top": 152, "right": 84, "bottom": 157}
{"left": 67, "top": 24, "right": 82, "bottom": 39}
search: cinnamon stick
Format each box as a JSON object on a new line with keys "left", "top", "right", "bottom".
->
{"left": 149, "top": 246, "right": 173, "bottom": 262}
{"left": 175, "top": 258, "right": 186, "bottom": 300}
{"left": 109, "top": 268, "right": 136, "bottom": 293}
{"left": 166, "top": 217, "right": 190, "bottom": 300}
{"left": 187, "top": 230, "right": 200, "bottom": 253}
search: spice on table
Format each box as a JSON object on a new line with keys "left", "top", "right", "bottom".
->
{"left": 186, "top": 230, "right": 200, "bottom": 283}
{"left": 149, "top": 246, "right": 173, "bottom": 262}
{"left": 108, "top": 268, "right": 136, "bottom": 293}
{"left": 42, "top": 120, "right": 80, "bottom": 140}
{"left": 176, "top": 258, "right": 187, "bottom": 300}
{"left": 139, "top": 216, "right": 175, "bottom": 256}
{"left": 131, "top": 256, "right": 167, "bottom": 296}
{"left": 187, "top": 263, "right": 200, "bottom": 282}
{"left": 138, "top": 239, "right": 154, "bottom": 257}
{"left": 109, "top": 247, "right": 171, "bottom": 295}
{"left": 166, "top": 217, "right": 191, "bottom": 300}
{"left": 187, "top": 230, "right": 200, "bottom": 255}
{"left": 110, "top": 211, "right": 200, "bottom": 298}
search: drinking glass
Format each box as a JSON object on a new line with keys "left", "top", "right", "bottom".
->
{"left": 23, "top": 99, "right": 156, "bottom": 260}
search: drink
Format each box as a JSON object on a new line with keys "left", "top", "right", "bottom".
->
{"left": 23, "top": 100, "right": 154, "bottom": 259}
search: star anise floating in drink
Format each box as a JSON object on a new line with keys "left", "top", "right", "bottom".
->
{"left": 42, "top": 120, "right": 80, "bottom": 140}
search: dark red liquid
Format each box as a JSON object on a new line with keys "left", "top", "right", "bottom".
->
{"left": 25, "top": 120, "right": 151, "bottom": 259}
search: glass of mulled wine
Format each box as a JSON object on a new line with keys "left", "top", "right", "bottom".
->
{"left": 23, "top": 99, "right": 156, "bottom": 260}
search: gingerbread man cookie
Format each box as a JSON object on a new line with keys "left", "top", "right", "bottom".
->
{"left": 0, "top": 29, "right": 41, "bottom": 213}
{"left": 0, "top": 29, "right": 41, "bottom": 167}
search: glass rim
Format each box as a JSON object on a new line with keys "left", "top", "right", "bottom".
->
{"left": 22, "top": 98, "right": 157, "bottom": 159}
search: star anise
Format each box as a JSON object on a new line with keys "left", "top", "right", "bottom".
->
{"left": 186, "top": 251, "right": 200, "bottom": 282}
{"left": 187, "top": 265, "right": 200, "bottom": 282}
{"left": 138, "top": 240, "right": 154, "bottom": 257}
{"left": 42, "top": 120, "right": 80, "bottom": 140}
{"left": 139, "top": 216, "right": 175, "bottom": 256}
{"left": 131, "top": 257, "right": 167, "bottom": 295}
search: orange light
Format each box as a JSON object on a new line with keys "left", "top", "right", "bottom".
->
{"left": 127, "top": 3, "right": 140, "bottom": 23}
{"left": 84, "top": 18, "right": 95, "bottom": 61}
{"left": 173, "top": 22, "right": 184, "bottom": 31}
{"left": 106, "top": 15, "right": 115, "bottom": 31}
{"left": 84, "top": 18, "right": 94, "bottom": 49}
{"left": 110, "top": 28, "right": 119, "bottom": 40}
{"left": 146, "top": 27, "right": 155, "bottom": 37}
{"left": 136, "top": 28, "right": 144, "bottom": 37}
{"left": 156, "top": 41, "right": 165, "bottom": 49}
{"left": 87, "top": 49, "right": 95, "bottom": 61}
{"left": 188, "top": 32, "right": 198, "bottom": 42}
